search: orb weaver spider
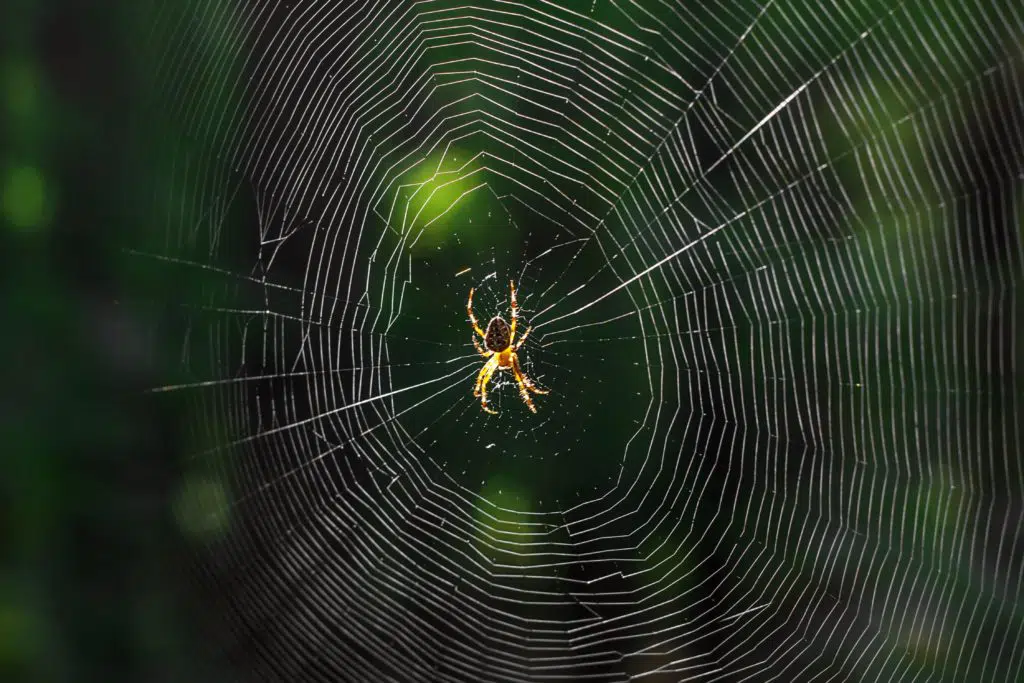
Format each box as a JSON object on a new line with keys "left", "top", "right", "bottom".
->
{"left": 467, "top": 280, "right": 548, "bottom": 414}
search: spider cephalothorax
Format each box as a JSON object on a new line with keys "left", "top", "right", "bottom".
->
{"left": 467, "top": 280, "right": 548, "bottom": 414}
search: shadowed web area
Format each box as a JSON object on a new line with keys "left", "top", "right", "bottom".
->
{"left": 135, "top": 0, "right": 1024, "bottom": 681}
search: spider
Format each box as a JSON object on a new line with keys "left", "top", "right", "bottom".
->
{"left": 467, "top": 280, "right": 548, "bottom": 414}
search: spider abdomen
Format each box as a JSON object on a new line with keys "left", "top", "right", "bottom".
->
{"left": 484, "top": 316, "right": 511, "bottom": 352}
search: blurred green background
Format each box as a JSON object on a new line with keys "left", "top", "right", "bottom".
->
{"left": 2, "top": 1, "right": 1022, "bottom": 682}
{"left": 1, "top": 2, "right": 231, "bottom": 681}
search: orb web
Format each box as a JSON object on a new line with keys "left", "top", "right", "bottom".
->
{"left": 138, "top": 1, "right": 1024, "bottom": 681}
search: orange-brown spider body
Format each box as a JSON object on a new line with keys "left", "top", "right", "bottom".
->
{"left": 467, "top": 281, "right": 548, "bottom": 414}
{"left": 484, "top": 316, "right": 511, "bottom": 353}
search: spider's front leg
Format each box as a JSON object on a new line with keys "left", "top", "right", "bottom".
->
{"left": 511, "top": 352, "right": 548, "bottom": 397}
{"left": 510, "top": 353, "right": 540, "bottom": 413}
{"left": 511, "top": 327, "right": 547, "bottom": 395}
{"left": 467, "top": 287, "right": 486, "bottom": 338}
{"left": 474, "top": 356, "right": 499, "bottom": 414}
{"left": 473, "top": 356, "right": 490, "bottom": 396}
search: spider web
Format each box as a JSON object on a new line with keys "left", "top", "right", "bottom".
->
{"left": 138, "top": 0, "right": 1024, "bottom": 681}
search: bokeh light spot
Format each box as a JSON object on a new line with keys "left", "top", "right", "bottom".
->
{"left": 173, "top": 475, "right": 231, "bottom": 541}
{"left": 472, "top": 476, "right": 537, "bottom": 566}
{"left": 2, "top": 166, "right": 47, "bottom": 231}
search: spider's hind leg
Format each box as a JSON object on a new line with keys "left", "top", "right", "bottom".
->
{"left": 473, "top": 335, "right": 489, "bottom": 357}
{"left": 513, "top": 325, "right": 532, "bottom": 350}
{"left": 508, "top": 280, "right": 518, "bottom": 341}
{"left": 467, "top": 287, "right": 486, "bottom": 338}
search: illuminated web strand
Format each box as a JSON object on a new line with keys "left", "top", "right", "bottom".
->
{"left": 144, "top": 1, "right": 1024, "bottom": 681}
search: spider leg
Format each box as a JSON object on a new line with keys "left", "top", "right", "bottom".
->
{"left": 513, "top": 325, "right": 532, "bottom": 350}
{"left": 474, "top": 355, "right": 494, "bottom": 396}
{"left": 509, "top": 353, "right": 538, "bottom": 412}
{"left": 508, "top": 279, "right": 518, "bottom": 344}
{"left": 474, "top": 356, "right": 499, "bottom": 414}
{"left": 512, "top": 353, "right": 549, "bottom": 396}
{"left": 467, "top": 287, "right": 486, "bottom": 338}
{"left": 472, "top": 335, "right": 490, "bottom": 358}
{"left": 528, "top": 382, "right": 549, "bottom": 395}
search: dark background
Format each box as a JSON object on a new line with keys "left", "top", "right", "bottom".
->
{"left": 3, "top": 1, "right": 1022, "bottom": 682}
{"left": 2, "top": 2, "right": 228, "bottom": 681}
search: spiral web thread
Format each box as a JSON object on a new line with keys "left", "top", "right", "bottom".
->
{"left": 140, "top": 1, "right": 1023, "bottom": 681}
